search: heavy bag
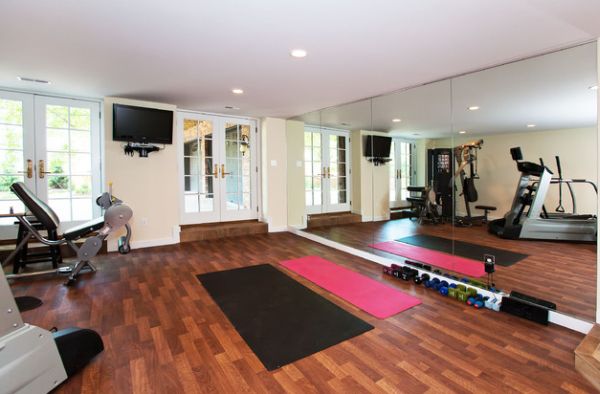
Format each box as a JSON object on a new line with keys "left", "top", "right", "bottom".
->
{"left": 463, "top": 177, "right": 478, "bottom": 202}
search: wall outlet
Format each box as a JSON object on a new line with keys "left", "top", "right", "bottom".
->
{"left": 140, "top": 217, "right": 148, "bottom": 226}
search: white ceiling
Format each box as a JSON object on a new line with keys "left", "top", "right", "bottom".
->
{"left": 296, "top": 42, "right": 597, "bottom": 138}
{"left": 0, "top": 0, "right": 599, "bottom": 118}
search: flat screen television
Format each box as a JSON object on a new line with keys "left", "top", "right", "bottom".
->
{"left": 364, "top": 135, "right": 392, "bottom": 158}
{"left": 113, "top": 104, "right": 173, "bottom": 144}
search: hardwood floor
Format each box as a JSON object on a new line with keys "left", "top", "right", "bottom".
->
{"left": 306, "top": 219, "right": 598, "bottom": 322}
{"left": 7, "top": 232, "right": 596, "bottom": 393}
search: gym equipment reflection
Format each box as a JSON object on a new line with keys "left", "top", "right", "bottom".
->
{"left": 288, "top": 42, "right": 597, "bottom": 322}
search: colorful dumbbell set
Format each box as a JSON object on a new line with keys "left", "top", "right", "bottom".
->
{"left": 383, "top": 263, "right": 501, "bottom": 312}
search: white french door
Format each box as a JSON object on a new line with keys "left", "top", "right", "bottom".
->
{"left": 304, "top": 127, "right": 351, "bottom": 214}
{"left": 389, "top": 138, "right": 416, "bottom": 207}
{"left": 0, "top": 90, "right": 101, "bottom": 238}
{"left": 178, "top": 112, "right": 258, "bottom": 224}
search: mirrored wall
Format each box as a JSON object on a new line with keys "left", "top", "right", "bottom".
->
{"left": 287, "top": 42, "right": 598, "bottom": 322}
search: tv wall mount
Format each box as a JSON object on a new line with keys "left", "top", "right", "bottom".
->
{"left": 123, "top": 142, "right": 163, "bottom": 158}
{"left": 367, "top": 157, "right": 392, "bottom": 166}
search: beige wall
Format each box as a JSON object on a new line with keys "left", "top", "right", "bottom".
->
{"left": 103, "top": 97, "right": 180, "bottom": 250}
{"left": 432, "top": 127, "right": 597, "bottom": 217}
{"left": 596, "top": 38, "right": 599, "bottom": 324}
{"left": 355, "top": 130, "right": 389, "bottom": 221}
{"left": 286, "top": 120, "right": 305, "bottom": 227}
{"left": 261, "top": 117, "right": 287, "bottom": 231}
{"left": 351, "top": 130, "right": 362, "bottom": 215}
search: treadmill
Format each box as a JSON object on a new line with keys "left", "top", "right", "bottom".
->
{"left": 489, "top": 147, "right": 597, "bottom": 242}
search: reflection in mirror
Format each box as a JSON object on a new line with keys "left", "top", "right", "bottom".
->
{"left": 287, "top": 99, "right": 373, "bottom": 233}
{"left": 449, "top": 43, "right": 597, "bottom": 321}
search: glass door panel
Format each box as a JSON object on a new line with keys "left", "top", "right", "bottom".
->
{"left": 34, "top": 97, "right": 100, "bottom": 227}
{"left": 220, "top": 120, "right": 255, "bottom": 221}
{"left": 327, "top": 133, "right": 350, "bottom": 211}
{"left": 304, "top": 129, "right": 324, "bottom": 214}
{"left": 0, "top": 92, "right": 34, "bottom": 235}
{"left": 180, "top": 115, "right": 219, "bottom": 223}
{"left": 179, "top": 114, "right": 257, "bottom": 224}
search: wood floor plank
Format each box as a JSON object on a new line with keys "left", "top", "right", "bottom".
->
{"left": 5, "top": 232, "right": 595, "bottom": 393}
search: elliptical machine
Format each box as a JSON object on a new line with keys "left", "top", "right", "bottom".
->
{"left": 489, "top": 147, "right": 597, "bottom": 241}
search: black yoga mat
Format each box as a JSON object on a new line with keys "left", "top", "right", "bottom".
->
{"left": 197, "top": 264, "right": 373, "bottom": 371}
{"left": 396, "top": 234, "right": 527, "bottom": 267}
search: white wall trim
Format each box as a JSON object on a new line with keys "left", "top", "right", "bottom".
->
{"left": 268, "top": 225, "right": 289, "bottom": 232}
{"left": 288, "top": 226, "right": 593, "bottom": 334}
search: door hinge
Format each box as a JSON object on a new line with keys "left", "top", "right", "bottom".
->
{"left": 256, "top": 206, "right": 259, "bottom": 212}
{"left": 256, "top": 166, "right": 258, "bottom": 172}
{"left": 99, "top": 111, "right": 102, "bottom": 119}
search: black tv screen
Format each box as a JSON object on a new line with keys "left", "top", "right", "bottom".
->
{"left": 364, "top": 135, "right": 392, "bottom": 158}
{"left": 113, "top": 104, "right": 173, "bottom": 144}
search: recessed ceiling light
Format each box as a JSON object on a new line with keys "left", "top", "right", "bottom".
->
{"left": 392, "top": 118, "right": 402, "bottom": 123}
{"left": 17, "top": 76, "right": 50, "bottom": 84}
{"left": 232, "top": 88, "right": 244, "bottom": 94}
{"left": 412, "top": 133, "right": 420, "bottom": 136}
{"left": 224, "top": 106, "right": 240, "bottom": 110}
{"left": 340, "top": 122, "right": 350, "bottom": 126}
{"left": 590, "top": 85, "right": 599, "bottom": 91}
{"left": 458, "top": 130, "right": 467, "bottom": 134}
{"left": 527, "top": 124, "right": 536, "bottom": 128}
{"left": 290, "top": 49, "right": 307, "bottom": 58}
{"left": 468, "top": 106, "right": 480, "bottom": 111}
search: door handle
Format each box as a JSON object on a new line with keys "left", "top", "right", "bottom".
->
{"left": 212, "top": 164, "right": 219, "bottom": 177}
{"left": 18, "top": 159, "right": 33, "bottom": 178}
{"left": 38, "top": 160, "right": 52, "bottom": 179}
{"left": 318, "top": 167, "right": 326, "bottom": 178}
{"left": 221, "top": 164, "right": 232, "bottom": 178}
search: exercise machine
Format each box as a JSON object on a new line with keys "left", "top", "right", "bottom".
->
{"left": 0, "top": 268, "right": 103, "bottom": 393}
{"left": 2, "top": 182, "right": 133, "bottom": 285}
{"left": 452, "top": 139, "right": 496, "bottom": 226}
{"left": 427, "top": 141, "right": 496, "bottom": 226}
{"left": 406, "top": 186, "right": 442, "bottom": 224}
{"left": 489, "top": 147, "right": 597, "bottom": 241}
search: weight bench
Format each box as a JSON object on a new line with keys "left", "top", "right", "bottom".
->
{"left": 475, "top": 205, "right": 496, "bottom": 223}
{"left": 1, "top": 182, "right": 133, "bottom": 285}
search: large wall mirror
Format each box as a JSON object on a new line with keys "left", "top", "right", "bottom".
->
{"left": 287, "top": 42, "right": 597, "bottom": 322}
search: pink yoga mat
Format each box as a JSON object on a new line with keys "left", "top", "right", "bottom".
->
{"left": 369, "top": 241, "right": 486, "bottom": 278}
{"left": 280, "top": 256, "right": 421, "bottom": 319}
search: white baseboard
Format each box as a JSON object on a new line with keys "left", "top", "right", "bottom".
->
{"left": 268, "top": 225, "right": 288, "bottom": 232}
{"left": 286, "top": 227, "right": 593, "bottom": 335}
{"left": 107, "top": 225, "right": 180, "bottom": 252}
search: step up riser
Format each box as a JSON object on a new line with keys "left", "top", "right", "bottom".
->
{"left": 307, "top": 213, "right": 362, "bottom": 229}
{"left": 180, "top": 221, "right": 268, "bottom": 243}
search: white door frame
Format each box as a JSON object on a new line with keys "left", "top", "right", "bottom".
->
{"left": 34, "top": 96, "right": 102, "bottom": 229}
{"left": 177, "top": 111, "right": 259, "bottom": 224}
{"left": 304, "top": 126, "right": 351, "bottom": 215}
{"left": 390, "top": 137, "right": 416, "bottom": 207}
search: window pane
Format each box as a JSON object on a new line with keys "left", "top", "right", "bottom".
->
{"left": 0, "top": 99, "right": 22, "bottom": 125}
{"left": 0, "top": 175, "right": 23, "bottom": 198}
{"left": 71, "top": 175, "right": 92, "bottom": 197}
{"left": 0, "top": 149, "right": 23, "bottom": 173}
{"left": 69, "top": 107, "right": 90, "bottom": 130}
{"left": 71, "top": 130, "right": 91, "bottom": 152}
{"left": 71, "top": 153, "right": 91, "bottom": 175}
{"left": 49, "top": 199, "right": 71, "bottom": 221}
{"left": 47, "top": 152, "right": 69, "bottom": 174}
{"left": 305, "top": 191, "right": 313, "bottom": 206}
{"left": 200, "top": 194, "right": 214, "bottom": 212}
{"left": 46, "top": 105, "right": 68, "bottom": 128}
{"left": 47, "top": 175, "right": 70, "bottom": 197}
{"left": 185, "top": 194, "right": 199, "bottom": 213}
{"left": 47, "top": 128, "right": 69, "bottom": 152}
{"left": 72, "top": 198, "right": 92, "bottom": 221}
{"left": 0, "top": 125, "right": 23, "bottom": 149}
